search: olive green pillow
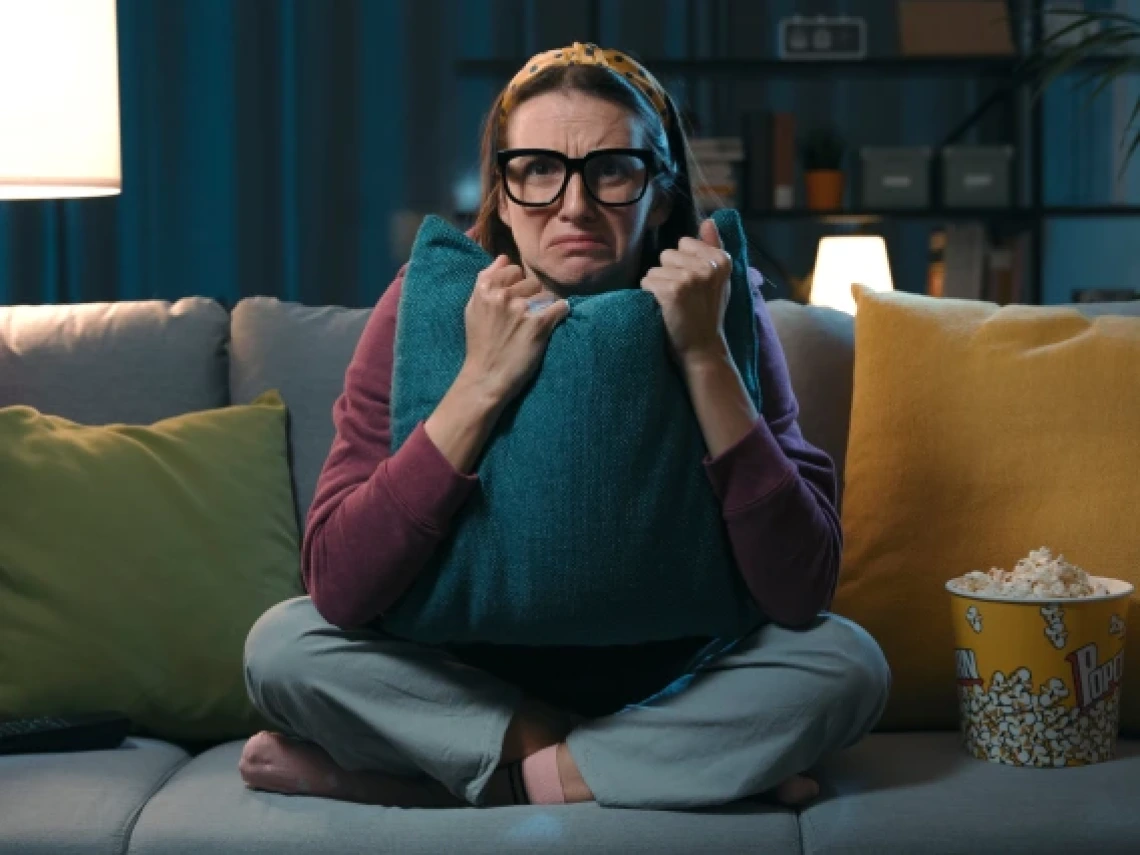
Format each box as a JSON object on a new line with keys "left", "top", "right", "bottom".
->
{"left": 0, "top": 390, "right": 303, "bottom": 742}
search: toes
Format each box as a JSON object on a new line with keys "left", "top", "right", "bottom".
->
{"left": 798, "top": 776, "right": 820, "bottom": 801}
{"left": 773, "top": 774, "right": 820, "bottom": 807}
{"left": 238, "top": 731, "right": 279, "bottom": 776}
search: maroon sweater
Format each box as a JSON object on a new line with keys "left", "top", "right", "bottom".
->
{"left": 302, "top": 264, "right": 841, "bottom": 636}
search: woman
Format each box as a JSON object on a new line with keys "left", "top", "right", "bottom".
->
{"left": 239, "top": 42, "right": 891, "bottom": 811}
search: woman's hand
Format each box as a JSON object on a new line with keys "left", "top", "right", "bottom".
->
{"left": 460, "top": 254, "right": 570, "bottom": 406}
{"left": 640, "top": 219, "right": 732, "bottom": 365}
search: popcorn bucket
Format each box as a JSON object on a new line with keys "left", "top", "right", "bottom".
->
{"left": 946, "top": 577, "right": 1133, "bottom": 767}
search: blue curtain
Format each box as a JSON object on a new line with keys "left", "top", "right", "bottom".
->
{"left": 4, "top": 0, "right": 1137, "bottom": 308}
{"left": 0, "top": 0, "right": 408, "bottom": 309}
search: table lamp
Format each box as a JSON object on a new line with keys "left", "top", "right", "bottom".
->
{"left": 809, "top": 235, "right": 893, "bottom": 315}
{"left": 0, "top": 0, "right": 121, "bottom": 199}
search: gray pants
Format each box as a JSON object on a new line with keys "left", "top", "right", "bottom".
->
{"left": 243, "top": 596, "right": 891, "bottom": 809}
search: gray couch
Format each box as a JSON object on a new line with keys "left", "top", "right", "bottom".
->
{"left": 2, "top": 294, "right": 1138, "bottom": 855}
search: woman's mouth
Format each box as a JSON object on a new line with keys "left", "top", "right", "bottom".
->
{"left": 551, "top": 235, "right": 607, "bottom": 252}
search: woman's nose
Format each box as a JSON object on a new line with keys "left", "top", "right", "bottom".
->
{"left": 559, "top": 172, "right": 594, "bottom": 216}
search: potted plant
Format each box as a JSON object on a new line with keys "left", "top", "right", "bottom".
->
{"left": 1023, "top": 9, "right": 1140, "bottom": 174}
{"left": 799, "top": 127, "right": 846, "bottom": 210}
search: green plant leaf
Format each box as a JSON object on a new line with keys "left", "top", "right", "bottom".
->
{"left": 1126, "top": 95, "right": 1140, "bottom": 134}
{"left": 1025, "top": 11, "right": 1140, "bottom": 78}
{"left": 1119, "top": 128, "right": 1140, "bottom": 181}
{"left": 1061, "top": 10, "right": 1140, "bottom": 28}
{"left": 1029, "top": 49, "right": 1097, "bottom": 101}
{"left": 1041, "top": 8, "right": 1140, "bottom": 34}
{"left": 1036, "top": 12, "right": 1117, "bottom": 53}
{"left": 1015, "top": 8, "right": 1140, "bottom": 172}
{"left": 1027, "top": 33, "right": 1140, "bottom": 101}
{"left": 1084, "top": 56, "right": 1140, "bottom": 102}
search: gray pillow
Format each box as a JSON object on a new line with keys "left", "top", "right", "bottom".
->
{"left": 0, "top": 298, "right": 227, "bottom": 425}
{"left": 228, "top": 297, "right": 371, "bottom": 526}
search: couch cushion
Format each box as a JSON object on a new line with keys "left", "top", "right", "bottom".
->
{"left": 0, "top": 392, "right": 302, "bottom": 743}
{"left": 832, "top": 288, "right": 1140, "bottom": 733}
{"left": 763, "top": 298, "right": 1140, "bottom": 515}
{"left": 127, "top": 740, "right": 802, "bottom": 855}
{"left": 0, "top": 737, "right": 188, "bottom": 855}
{"left": 766, "top": 300, "right": 854, "bottom": 510}
{"left": 801, "top": 731, "right": 1140, "bottom": 854}
{"left": 0, "top": 298, "right": 228, "bottom": 424}
{"left": 228, "top": 297, "right": 371, "bottom": 526}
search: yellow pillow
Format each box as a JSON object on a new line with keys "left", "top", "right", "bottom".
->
{"left": 832, "top": 285, "right": 1140, "bottom": 733}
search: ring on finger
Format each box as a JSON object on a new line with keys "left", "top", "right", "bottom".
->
{"left": 526, "top": 297, "right": 557, "bottom": 314}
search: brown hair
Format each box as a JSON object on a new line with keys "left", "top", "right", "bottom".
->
{"left": 469, "top": 63, "right": 703, "bottom": 281}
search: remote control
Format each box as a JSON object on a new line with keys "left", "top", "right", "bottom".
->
{"left": 0, "top": 712, "right": 131, "bottom": 755}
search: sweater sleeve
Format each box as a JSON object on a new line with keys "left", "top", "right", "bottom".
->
{"left": 301, "top": 268, "right": 480, "bottom": 629}
{"left": 700, "top": 268, "right": 843, "bottom": 629}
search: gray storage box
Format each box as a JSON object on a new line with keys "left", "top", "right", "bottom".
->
{"left": 942, "top": 145, "right": 1013, "bottom": 208}
{"left": 861, "top": 147, "right": 931, "bottom": 208}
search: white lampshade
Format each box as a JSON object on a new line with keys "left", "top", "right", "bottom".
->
{"left": 0, "top": 0, "right": 121, "bottom": 199}
{"left": 809, "top": 235, "right": 894, "bottom": 315}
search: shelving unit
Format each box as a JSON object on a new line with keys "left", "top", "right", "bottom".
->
{"left": 456, "top": 57, "right": 1021, "bottom": 78}
{"left": 743, "top": 206, "right": 1140, "bottom": 222}
{"left": 456, "top": 2, "right": 1140, "bottom": 306}
{"left": 458, "top": 54, "right": 1140, "bottom": 80}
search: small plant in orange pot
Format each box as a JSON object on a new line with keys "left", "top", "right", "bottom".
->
{"left": 799, "top": 127, "right": 846, "bottom": 211}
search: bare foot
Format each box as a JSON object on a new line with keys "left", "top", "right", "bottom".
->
{"left": 771, "top": 773, "right": 820, "bottom": 807}
{"left": 238, "top": 731, "right": 461, "bottom": 807}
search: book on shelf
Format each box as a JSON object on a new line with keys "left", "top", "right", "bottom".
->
{"left": 986, "top": 246, "right": 1014, "bottom": 305}
{"left": 738, "top": 111, "right": 796, "bottom": 211}
{"left": 695, "top": 162, "right": 736, "bottom": 183}
{"left": 926, "top": 228, "right": 945, "bottom": 298}
{"left": 940, "top": 223, "right": 987, "bottom": 301}
{"left": 927, "top": 226, "right": 1031, "bottom": 305}
{"left": 687, "top": 136, "right": 745, "bottom": 161}
{"left": 771, "top": 113, "right": 796, "bottom": 210}
{"left": 688, "top": 134, "right": 744, "bottom": 210}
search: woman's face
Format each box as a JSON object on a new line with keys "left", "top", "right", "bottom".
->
{"left": 498, "top": 90, "right": 671, "bottom": 298}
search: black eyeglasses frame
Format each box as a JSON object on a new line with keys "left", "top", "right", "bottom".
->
{"left": 496, "top": 147, "right": 662, "bottom": 208}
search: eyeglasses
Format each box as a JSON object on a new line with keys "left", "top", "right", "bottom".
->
{"left": 497, "top": 148, "right": 661, "bottom": 207}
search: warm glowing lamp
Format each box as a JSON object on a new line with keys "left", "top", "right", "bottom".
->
{"left": 0, "top": 0, "right": 121, "bottom": 199}
{"left": 809, "top": 235, "right": 894, "bottom": 315}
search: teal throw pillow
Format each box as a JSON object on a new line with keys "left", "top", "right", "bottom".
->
{"left": 384, "top": 209, "right": 763, "bottom": 645}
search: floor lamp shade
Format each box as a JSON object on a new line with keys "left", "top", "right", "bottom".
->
{"left": 809, "top": 235, "right": 894, "bottom": 315}
{"left": 0, "top": 0, "right": 121, "bottom": 199}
